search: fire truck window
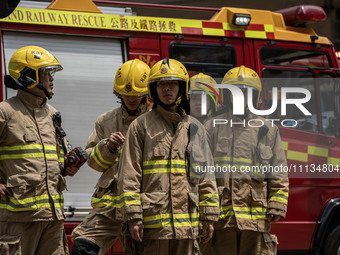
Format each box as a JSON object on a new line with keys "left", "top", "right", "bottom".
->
{"left": 260, "top": 48, "right": 330, "bottom": 68}
{"left": 169, "top": 42, "right": 236, "bottom": 79}
{"left": 318, "top": 73, "right": 337, "bottom": 135}
{"left": 262, "top": 69, "right": 318, "bottom": 133}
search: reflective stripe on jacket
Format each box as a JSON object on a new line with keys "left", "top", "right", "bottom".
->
{"left": 205, "top": 111, "right": 289, "bottom": 232}
{"left": 86, "top": 105, "right": 147, "bottom": 217}
{"left": 118, "top": 105, "right": 220, "bottom": 239}
{"left": 0, "top": 89, "right": 66, "bottom": 222}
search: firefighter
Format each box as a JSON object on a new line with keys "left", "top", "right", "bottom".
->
{"left": 117, "top": 58, "right": 220, "bottom": 255}
{"left": 201, "top": 66, "right": 289, "bottom": 255}
{"left": 189, "top": 73, "right": 221, "bottom": 123}
{"left": 0, "top": 46, "right": 80, "bottom": 255}
{"left": 70, "top": 59, "right": 150, "bottom": 255}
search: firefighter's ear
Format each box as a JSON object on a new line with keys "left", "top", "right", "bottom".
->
{"left": 0, "top": 0, "right": 20, "bottom": 19}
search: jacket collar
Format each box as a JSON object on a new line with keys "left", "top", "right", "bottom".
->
{"left": 17, "top": 89, "right": 47, "bottom": 108}
{"left": 120, "top": 103, "right": 148, "bottom": 121}
{"left": 156, "top": 105, "right": 186, "bottom": 126}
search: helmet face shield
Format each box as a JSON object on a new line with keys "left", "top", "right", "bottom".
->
{"left": 40, "top": 65, "right": 63, "bottom": 78}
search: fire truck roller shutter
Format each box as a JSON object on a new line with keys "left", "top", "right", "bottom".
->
{"left": 2, "top": 31, "right": 124, "bottom": 220}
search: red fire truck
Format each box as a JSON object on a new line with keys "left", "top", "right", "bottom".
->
{"left": 1, "top": 0, "right": 340, "bottom": 254}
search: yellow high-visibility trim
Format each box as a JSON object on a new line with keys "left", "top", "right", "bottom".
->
{"left": 202, "top": 28, "right": 224, "bottom": 36}
{"left": 269, "top": 197, "right": 288, "bottom": 204}
{"left": 0, "top": 144, "right": 58, "bottom": 160}
{"left": 143, "top": 213, "right": 199, "bottom": 228}
{"left": 143, "top": 159, "right": 186, "bottom": 166}
{"left": 143, "top": 160, "right": 168, "bottom": 166}
{"left": 282, "top": 141, "right": 288, "bottom": 151}
{"left": 245, "top": 31, "right": 266, "bottom": 39}
{"left": 91, "top": 199, "right": 141, "bottom": 208}
{"left": 308, "top": 146, "right": 328, "bottom": 158}
{"left": 287, "top": 150, "right": 308, "bottom": 162}
{"left": 143, "top": 168, "right": 186, "bottom": 175}
{"left": 328, "top": 157, "right": 340, "bottom": 165}
{"left": 91, "top": 192, "right": 141, "bottom": 208}
{"left": 96, "top": 145, "right": 115, "bottom": 165}
{"left": 0, "top": 153, "right": 58, "bottom": 160}
{"left": 269, "top": 190, "right": 288, "bottom": 198}
{"left": 199, "top": 201, "right": 219, "bottom": 206}
{"left": 200, "top": 194, "right": 219, "bottom": 200}
{"left": 0, "top": 194, "right": 64, "bottom": 211}
{"left": 0, "top": 144, "right": 43, "bottom": 151}
{"left": 264, "top": 24, "right": 274, "bottom": 32}
{"left": 91, "top": 145, "right": 114, "bottom": 169}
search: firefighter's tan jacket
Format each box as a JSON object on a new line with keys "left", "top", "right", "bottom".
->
{"left": 117, "top": 105, "right": 220, "bottom": 239}
{"left": 0, "top": 89, "right": 66, "bottom": 222}
{"left": 204, "top": 111, "right": 289, "bottom": 232}
{"left": 86, "top": 105, "right": 147, "bottom": 217}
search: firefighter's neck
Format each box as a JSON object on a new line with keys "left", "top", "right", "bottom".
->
{"left": 167, "top": 104, "right": 178, "bottom": 112}
{"left": 126, "top": 108, "right": 139, "bottom": 116}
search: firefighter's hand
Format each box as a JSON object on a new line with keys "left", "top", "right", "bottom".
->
{"left": 129, "top": 223, "right": 143, "bottom": 242}
{"left": 201, "top": 223, "right": 214, "bottom": 243}
{"left": 268, "top": 214, "right": 281, "bottom": 223}
{"left": 0, "top": 183, "right": 13, "bottom": 201}
{"left": 64, "top": 166, "right": 80, "bottom": 177}
{"left": 108, "top": 132, "right": 125, "bottom": 151}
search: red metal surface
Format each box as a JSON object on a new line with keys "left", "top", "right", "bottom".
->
{"left": 276, "top": 5, "right": 327, "bottom": 26}
{"left": 254, "top": 40, "right": 340, "bottom": 250}
{"left": 0, "top": 28, "right": 3, "bottom": 101}
{"left": 93, "top": 0, "right": 220, "bottom": 12}
{"left": 64, "top": 222, "right": 123, "bottom": 254}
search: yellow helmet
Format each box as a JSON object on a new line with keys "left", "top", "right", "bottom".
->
{"left": 114, "top": 59, "right": 150, "bottom": 97}
{"left": 148, "top": 58, "right": 189, "bottom": 103}
{"left": 189, "top": 73, "right": 222, "bottom": 107}
{"left": 8, "top": 46, "right": 62, "bottom": 89}
{"left": 222, "top": 65, "right": 262, "bottom": 107}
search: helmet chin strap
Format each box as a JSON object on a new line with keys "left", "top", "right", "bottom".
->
{"left": 36, "top": 83, "right": 53, "bottom": 100}
{"left": 121, "top": 97, "right": 146, "bottom": 115}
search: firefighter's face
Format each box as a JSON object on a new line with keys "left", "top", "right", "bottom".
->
{"left": 190, "top": 93, "right": 211, "bottom": 117}
{"left": 156, "top": 80, "right": 179, "bottom": 105}
{"left": 230, "top": 87, "right": 248, "bottom": 109}
{"left": 29, "top": 69, "right": 55, "bottom": 98}
{"left": 122, "top": 95, "right": 143, "bottom": 111}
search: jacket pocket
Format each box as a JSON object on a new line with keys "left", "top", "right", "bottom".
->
{"left": 188, "top": 192, "right": 199, "bottom": 225}
{"left": 0, "top": 234, "right": 21, "bottom": 255}
{"left": 140, "top": 192, "right": 166, "bottom": 209}
{"left": 94, "top": 169, "right": 115, "bottom": 197}
{"left": 57, "top": 174, "right": 67, "bottom": 192}
{"left": 153, "top": 142, "right": 167, "bottom": 158}
{"left": 23, "top": 126, "right": 38, "bottom": 142}
{"left": 251, "top": 187, "right": 268, "bottom": 207}
{"left": 6, "top": 174, "right": 41, "bottom": 200}
{"left": 188, "top": 192, "right": 199, "bottom": 207}
{"left": 263, "top": 232, "right": 278, "bottom": 255}
{"left": 140, "top": 192, "right": 167, "bottom": 228}
{"left": 259, "top": 144, "right": 273, "bottom": 162}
